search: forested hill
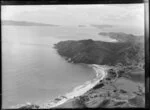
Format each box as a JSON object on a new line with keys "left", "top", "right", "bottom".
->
{"left": 54, "top": 32, "right": 144, "bottom": 67}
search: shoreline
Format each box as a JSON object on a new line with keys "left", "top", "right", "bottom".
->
{"left": 11, "top": 64, "right": 109, "bottom": 109}
{"left": 39, "top": 64, "right": 108, "bottom": 108}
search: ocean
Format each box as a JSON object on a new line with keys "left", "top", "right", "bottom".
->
{"left": 2, "top": 25, "right": 143, "bottom": 108}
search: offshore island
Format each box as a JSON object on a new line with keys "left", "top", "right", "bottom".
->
{"left": 13, "top": 32, "right": 145, "bottom": 108}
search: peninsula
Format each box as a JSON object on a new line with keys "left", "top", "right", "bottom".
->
{"left": 53, "top": 32, "right": 145, "bottom": 108}
{"left": 13, "top": 32, "right": 145, "bottom": 108}
{"left": 2, "top": 20, "right": 59, "bottom": 26}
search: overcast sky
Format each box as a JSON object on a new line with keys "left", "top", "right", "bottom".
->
{"left": 2, "top": 4, "right": 144, "bottom": 27}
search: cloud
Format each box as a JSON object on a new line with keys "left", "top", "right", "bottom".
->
{"left": 2, "top": 4, "right": 144, "bottom": 27}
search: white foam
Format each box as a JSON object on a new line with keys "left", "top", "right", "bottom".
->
{"left": 37, "top": 64, "right": 107, "bottom": 108}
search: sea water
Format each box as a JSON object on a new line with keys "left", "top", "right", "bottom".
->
{"left": 2, "top": 25, "right": 143, "bottom": 108}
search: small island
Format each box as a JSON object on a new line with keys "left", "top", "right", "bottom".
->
{"left": 90, "top": 24, "right": 113, "bottom": 29}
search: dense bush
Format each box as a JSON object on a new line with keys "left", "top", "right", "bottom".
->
{"left": 73, "top": 96, "right": 87, "bottom": 108}
{"left": 54, "top": 32, "right": 144, "bottom": 66}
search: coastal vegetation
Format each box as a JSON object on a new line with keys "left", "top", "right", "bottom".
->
{"left": 54, "top": 32, "right": 144, "bottom": 67}
{"left": 15, "top": 32, "right": 145, "bottom": 108}
{"left": 54, "top": 32, "right": 145, "bottom": 108}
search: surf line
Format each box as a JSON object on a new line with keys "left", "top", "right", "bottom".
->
{"left": 40, "top": 64, "right": 108, "bottom": 108}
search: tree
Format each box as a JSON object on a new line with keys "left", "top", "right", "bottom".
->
{"left": 73, "top": 96, "right": 87, "bottom": 108}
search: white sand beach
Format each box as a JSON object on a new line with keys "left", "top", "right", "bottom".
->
{"left": 39, "top": 64, "right": 108, "bottom": 108}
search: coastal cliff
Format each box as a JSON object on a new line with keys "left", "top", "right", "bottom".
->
{"left": 54, "top": 32, "right": 144, "bottom": 67}
{"left": 14, "top": 32, "right": 145, "bottom": 108}
{"left": 53, "top": 32, "right": 145, "bottom": 108}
